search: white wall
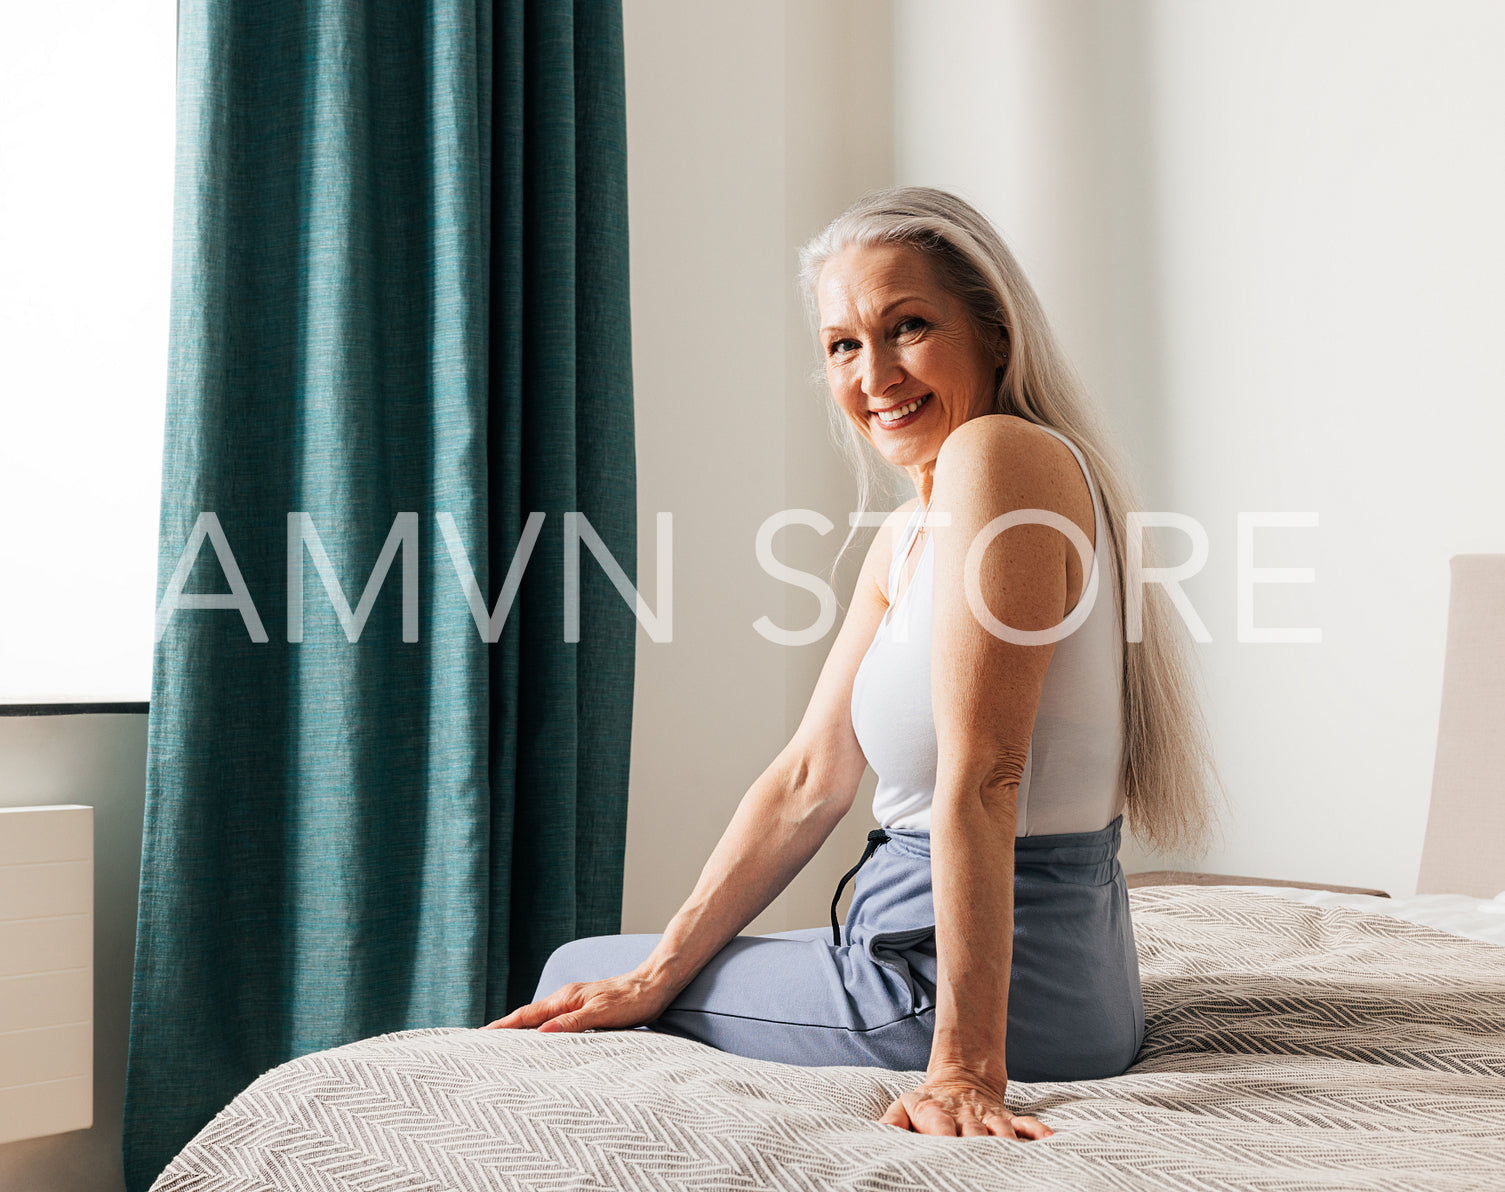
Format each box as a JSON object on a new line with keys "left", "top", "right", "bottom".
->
{"left": 894, "top": 0, "right": 1505, "bottom": 895}
{"left": 0, "top": 716, "right": 146, "bottom": 1192}
{"left": 619, "top": 0, "right": 896, "bottom": 935}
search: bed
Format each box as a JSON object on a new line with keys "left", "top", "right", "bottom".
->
{"left": 148, "top": 556, "right": 1505, "bottom": 1191}
{"left": 150, "top": 886, "right": 1505, "bottom": 1191}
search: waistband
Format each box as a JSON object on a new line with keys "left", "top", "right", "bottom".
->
{"left": 878, "top": 814, "right": 1124, "bottom": 883}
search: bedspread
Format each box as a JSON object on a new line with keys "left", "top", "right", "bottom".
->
{"left": 151, "top": 887, "right": 1505, "bottom": 1192}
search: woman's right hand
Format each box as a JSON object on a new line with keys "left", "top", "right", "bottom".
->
{"left": 481, "top": 968, "right": 680, "bottom": 1034}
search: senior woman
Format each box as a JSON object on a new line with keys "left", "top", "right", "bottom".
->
{"left": 484, "top": 187, "right": 1220, "bottom": 1140}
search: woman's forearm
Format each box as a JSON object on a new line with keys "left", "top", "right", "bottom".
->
{"left": 636, "top": 746, "right": 850, "bottom": 997}
{"left": 927, "top": 780, "right": 1018, "bottom": 1085}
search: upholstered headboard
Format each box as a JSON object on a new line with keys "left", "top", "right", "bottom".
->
{"left": 1416, "top": 555, "right": 1505, "bottom": 898}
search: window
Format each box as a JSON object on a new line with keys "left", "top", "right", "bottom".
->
{"left": 0, "top": 3, "right": 174, "bottom": 702}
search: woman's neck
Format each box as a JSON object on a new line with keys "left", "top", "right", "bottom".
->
{"left": 906, "top": 461, "right": 935, "bottom": 508}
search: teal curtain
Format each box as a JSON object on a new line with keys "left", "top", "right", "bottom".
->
{"left": 123, "top": 2, "right": 635, "bottom": 1189}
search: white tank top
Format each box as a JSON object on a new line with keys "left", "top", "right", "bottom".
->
{"left": 850, "top": 423, "right": 1125, "bottom": 835}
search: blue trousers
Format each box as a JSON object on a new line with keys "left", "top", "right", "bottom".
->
{"left": 534, "top": 816, "right": 1144, "bottom": 1080}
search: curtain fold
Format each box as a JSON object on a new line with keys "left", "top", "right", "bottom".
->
{"left": 124, "top": 2, "right": 635, "bottom": 1188}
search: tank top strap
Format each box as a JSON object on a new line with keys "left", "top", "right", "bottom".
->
{"left": 1032, "top": 423, "right": 1105, "bottom": 634}
{"left": 886, "top": 501, "right": 929, "bottom": 601}
{"left": 1034, "top": 423, "right": 1102, "bottom": 513}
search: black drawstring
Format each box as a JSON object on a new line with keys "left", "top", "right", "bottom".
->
{"left": 830, "top": 828, "right": 889, "bottom": 946}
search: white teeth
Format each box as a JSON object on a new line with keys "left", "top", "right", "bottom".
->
{"left": 876, "top": 395, "right": 928, "bottom": 423}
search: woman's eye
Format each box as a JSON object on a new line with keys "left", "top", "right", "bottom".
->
{"left": 896, "top": 317, "right": 926, "bottom": 335}
{"left": 827, "top": 338, "right": 857, "bottom": 356}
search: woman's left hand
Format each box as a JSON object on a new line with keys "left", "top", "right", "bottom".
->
{"left": 879, "top": 1070, "right": 1053, "bottom": 1139}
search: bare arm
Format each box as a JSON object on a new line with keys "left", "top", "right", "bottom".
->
{"left": 488, "top": 503, "right": 916, "bottom": 1030}
{"left": 880, "top": 415, "right": 1089, "bottom": 1138}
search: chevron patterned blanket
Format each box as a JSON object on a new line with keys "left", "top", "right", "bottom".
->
{"left": 153, "top": 887, "right": 1505, "bottom": 1192}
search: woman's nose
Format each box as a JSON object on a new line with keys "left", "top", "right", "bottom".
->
{"left": 860, "top": 345, "right": 904, "bottom": 400}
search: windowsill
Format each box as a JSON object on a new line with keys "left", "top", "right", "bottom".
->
{"left": 0, "top": 702, "right": 149, "bottom": 716}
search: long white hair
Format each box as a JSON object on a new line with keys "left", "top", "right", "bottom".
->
{"left": 799, "top": 186, "right": 1225, "bottom": 858}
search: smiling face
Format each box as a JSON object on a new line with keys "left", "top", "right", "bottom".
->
{"left": 817, "top": 242, "right": 1004, "bottom": 490}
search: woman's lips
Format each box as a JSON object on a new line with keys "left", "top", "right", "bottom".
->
{"left": 871, "top": 393, "right": 931, "bottom": 429}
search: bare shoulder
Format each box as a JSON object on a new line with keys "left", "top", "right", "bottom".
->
{"left": 932, "top": 414, "right": 1094, "bottom": 545}
{"left": 935, "top": 413, "right": 1075, "bottom": 486}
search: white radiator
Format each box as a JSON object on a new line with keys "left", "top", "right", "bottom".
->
{"left": 0, "top": 804, "right": 93, "bottom": 1144}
